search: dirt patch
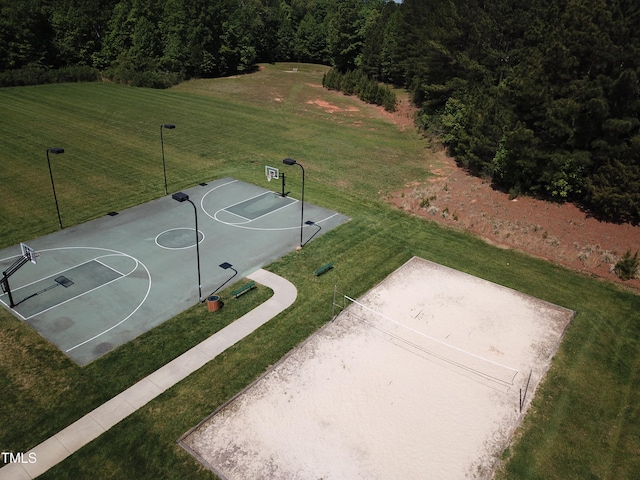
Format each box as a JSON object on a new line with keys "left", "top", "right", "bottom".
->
{"left": 306, "top": 99, "right": 360, "bottom": 114}
{"left": 309, "top": 90, "right": 415, "bottom": 131}
{"left": 376, "top": 97, "right": 416, "bottom": 132}
{"left": 387, "top": 149, "right": 640, "bottom": 290}
{"left": 318, "top": 90, "right": 639, "bottom": 288}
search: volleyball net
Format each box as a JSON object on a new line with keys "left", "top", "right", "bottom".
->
{"left": 332, "top": 288, "right": 519, "bottom": 388}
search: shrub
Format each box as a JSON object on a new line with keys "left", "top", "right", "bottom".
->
{"left": 614, "top": 250, "right": 640, "bottom": 280}
{"left": 322, "top": 68, "right": 397, "bottom": 112}
{"left": 0, "top": 65, "right": 99, "bottom": 87}
{"left": 102, "top": 67, "right": 183, "bottom": 89}
{"left": 53, "top": 66, "right": 99, "bottom": 83}
{"left": 322, "top": 69, "right": 341, "bottom": 90}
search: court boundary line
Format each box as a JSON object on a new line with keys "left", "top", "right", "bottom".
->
{"left": 1, "top": 246, "right": 153, "bottom": 354}
{"left": 0, "top": 256, "right": 99, "bottom": 319}
{"left": 63, "top": 250, "right": 152, "bottom": 353}
{"left": 213, "top": 210, "right": 339, "bottom": 231}
{"left": 0, "top": 299, "right": 26, "bottom": 320}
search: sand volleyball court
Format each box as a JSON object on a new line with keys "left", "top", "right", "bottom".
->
{"left": 180, "top": 257, "right": 573, "bottom": 479}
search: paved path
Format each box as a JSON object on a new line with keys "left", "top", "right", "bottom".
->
{"left": 0, "top": 269, "right": 297, "bottom": 480}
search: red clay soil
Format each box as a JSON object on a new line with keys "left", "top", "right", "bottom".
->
{"left": 307, "top": 91, "right": 639, "bottom": 289}
{"left": 382, "top": 101, "right": 640, "bottom": 291}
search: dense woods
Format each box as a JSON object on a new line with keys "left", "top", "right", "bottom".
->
{"left": 1, "top": 0, "right": 639, "bottom": 222}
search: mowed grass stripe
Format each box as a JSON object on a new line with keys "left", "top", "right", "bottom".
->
{"left": 1, "top": 64, "right": 639, "bottom": 479}
{"left": 0, "top": 79, "right": 427, "bottom": 243}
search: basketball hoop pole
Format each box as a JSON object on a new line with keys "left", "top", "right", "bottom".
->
{"left": 1, "top": 255, "right": 30, "bottom": 308}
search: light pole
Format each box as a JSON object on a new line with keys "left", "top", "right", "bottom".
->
{"left": 172, "top": 191, "right": 203, "bottom": 302}
{"left": 283, "top": 158, "right": 304, "bottom": 248}
{"left": 160, "top": 124, "right": 175, "bottom": 195}
{"left": 46, "top": 147, "right": 65, "bottom": 229}
{"left": 213, "top": 262, "right": 238, "bottom": 293}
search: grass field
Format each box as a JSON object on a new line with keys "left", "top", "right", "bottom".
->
{"left": 1, "top": 63, "right": 639, "bottom": 479}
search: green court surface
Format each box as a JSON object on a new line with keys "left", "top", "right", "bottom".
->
{"left": 0, "top": 178, "right": 349, "bottom": 365}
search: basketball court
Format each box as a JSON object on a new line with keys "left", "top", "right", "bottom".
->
{"left": 180, "top": 257, "right": 574, "bottom": 479}
{"left": 0, "top": 177, "right": 348, "bottom": 365}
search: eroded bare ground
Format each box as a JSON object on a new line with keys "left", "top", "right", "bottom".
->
{"left": 386, "top": 148, "right": 640, "bottom": 291}
{"left": 305, "top": 92, "right": 639, "bottom": 290}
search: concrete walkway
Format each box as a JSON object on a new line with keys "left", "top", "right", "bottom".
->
{"left": 0, "top": 269, "right": 297, "bottom": 480}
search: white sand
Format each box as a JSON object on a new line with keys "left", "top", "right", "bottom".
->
{"left": 180, "top": 257, "right": 573, "bottom": 479}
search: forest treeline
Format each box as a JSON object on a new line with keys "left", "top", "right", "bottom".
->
{"left": 1, "top": 0, "right": 639, "bottom": 222}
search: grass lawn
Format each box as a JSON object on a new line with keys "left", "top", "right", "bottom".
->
{"left": 1, "top": 63, "right": 639, "bottom": 479}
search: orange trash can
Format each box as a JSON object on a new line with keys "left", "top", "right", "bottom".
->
{"left": 206, "top": 295, "right": 222, "bottom": 312}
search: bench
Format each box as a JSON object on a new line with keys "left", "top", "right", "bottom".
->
{"left": 232, "top": 281, "right": 256, "bottom": 298}
{"left": 314, "top": 262, "right": 333, "bottom": 276}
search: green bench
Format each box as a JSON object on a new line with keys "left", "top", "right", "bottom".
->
{"left": 232, "top": 281, "right": 256, "bottom": 298}
{"left": 314, "top": 262, "right": 333, "bottom": 276}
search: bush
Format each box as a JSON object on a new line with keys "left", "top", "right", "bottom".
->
{"left": 102, "top": 67, "right": 183, "bottom": 89}
{"left": 0, "top": 65, "right": 99, "bottom": 87}
{"left": 614, "top": 250, "right": 640, "bottom": 280}
{"left": 54, "top": 66, "right": 99, "bottom": 83}
{"left": 322, "top": 69, "right": 341, "bottom": 91}
{"left": 322, "top": 68, "right": 397, "bottom": 112}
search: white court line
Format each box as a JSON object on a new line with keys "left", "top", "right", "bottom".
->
{"left": 214, "top": 191, "right": 298, "bottom": 225}
{"left": 225, "top": 190, "right": 275, "bottom": 210}
{"left": 27, "top": 269, "right": 127, "bottom": 320}
{"left": 93, "top": 254, "right": 138, "bottom": 277}
{"left": 201, "top": 182, "right": 298, "bottom": 227}
{"left": 219, "top": 209, "right": 251, "bottom": 222}
{"left": 215, "top": 211, "right": 339, "bottom": 231}
{"left": 0, "top": 252, "right": 25, "bottom": 317}
{"left": 199, "top": 178, "right": 239, "bottom": 213}
{"left": 219, "top": 195, "right": 298, "bottom": 225}
{"left": 0, "top": 246, "right": 153, "bottom": 353}
{"left": 199, "top": 179, "right": 342, "bottom": 231}
{"left": 66, "top": 257, "right": 152, "bottom": 352}
{"left": 25, "top": 255, "right": 140, "bottom": 320}
{"left": 0, "top": 297, "right": 26, "bottom": 320}
{"left": 154, "top": 228, "right": 205, "bottom": 250}
{"left": 94, "top": 259, "right": 125, "bottom": 277}
{"left": 2, "top": 257, "right": 101, "bottom": 293}
{"left": 0, "top": 253, "right": 137, "bottom": 321}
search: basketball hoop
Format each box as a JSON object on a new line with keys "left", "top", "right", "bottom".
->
{"left": 265, "top": 165, "right": 279, "bottom": 182}
{"left": 20, "top": 242, "right": 38, "bottom": 265}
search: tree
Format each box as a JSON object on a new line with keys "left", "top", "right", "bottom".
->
{"left": 294, "top": 12, "right": 329, "bottom": 63}
{"left": 50, "top": 0, "right": 116, "bottom": 67}
{"left": 327, "top": 0, "right": 364, "bottom": 71}
{"left": 0, "top": 0, "right": 55, "bottom": 70}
